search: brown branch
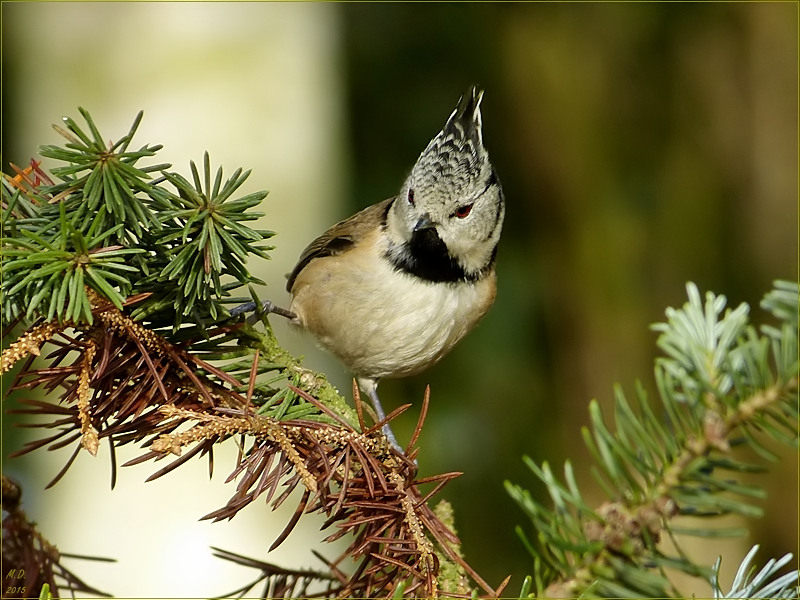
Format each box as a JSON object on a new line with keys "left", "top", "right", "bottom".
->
{"left": 4, "top": 306, "right": 504, "bottom": 598}
{"left": 1, "top": 475, "right": 113, "bottom": 599}
{"left": 139, "top": 395, "right": 503, "bottom": 598}
{"left": 1, "top": 320, "right": 63, "bottom": 373}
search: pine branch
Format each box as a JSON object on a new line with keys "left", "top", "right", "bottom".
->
{"left": 507, "top": 281, "right": 799, "bottom": 598}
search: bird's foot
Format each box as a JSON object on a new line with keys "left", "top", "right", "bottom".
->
{"left": 230, "top": 300, "right": 297, "bottom": 323}
{"left": 363, "top": 383, "right": 416, "bottom": 464}
{"left": 380, "top": 422, "right": 404, "bottom": 455}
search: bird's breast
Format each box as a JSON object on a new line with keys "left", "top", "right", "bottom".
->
{"left": 289, "top": 230, "right": 496, "bottom": 380}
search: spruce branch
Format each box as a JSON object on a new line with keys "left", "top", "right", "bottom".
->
{"left": 507, "top": 281, "right": 799, "bottom": 598}
{"left": 208, "top": 546, "right": 340, "bottom": 598}
{"left": 711, "top": 545, "right": 798, "bottom": 599}
{"left": 1, "top": 475, "right": 113, "bottom": 599}
{"left": 135, "top": 152, "right": 274, "bottom": 325}
{"left": 1, "top": 109, "right": 274, "bottom": 331}
{"left": 2, "top": 109, "right": 504, "bottom": 598}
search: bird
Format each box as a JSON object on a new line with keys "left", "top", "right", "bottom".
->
{"left": 277, "top": 87, "right": 504, "bottom": 451}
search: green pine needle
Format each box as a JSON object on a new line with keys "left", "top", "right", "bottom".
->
{"left": 2, "top": 109, "right": 272, "bottom": 332}
{"left": 507, "top": 281, "right": 799, "bottom": 598}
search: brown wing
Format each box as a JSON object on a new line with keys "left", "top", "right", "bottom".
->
{"left": 286, "top": 197, "right": 394, "bottom": 292}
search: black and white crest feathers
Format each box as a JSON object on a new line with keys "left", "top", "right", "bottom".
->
{"left": 417, "top": 86, "right": 486, "bottom": 185}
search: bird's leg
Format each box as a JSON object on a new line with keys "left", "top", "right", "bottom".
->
{"left": 229, "top": 300, "right": 297, "bottom": 323}
{"left": 359, "top": 378, "right": 403, "bottom": 453}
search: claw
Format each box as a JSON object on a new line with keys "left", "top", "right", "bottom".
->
{"left": 229, "top": 300, "right": 297, "bottom": 322}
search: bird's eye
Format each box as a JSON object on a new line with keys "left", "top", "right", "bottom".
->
{"left": 454, "top": 203, "right": 473, "bottom": 219}
{"left": 407, "top": 189, "right": 415, "bottom": 206}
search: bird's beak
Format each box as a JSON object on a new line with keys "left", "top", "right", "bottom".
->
{"left": 414, "top": 213, "right": 436, "bottom": 231}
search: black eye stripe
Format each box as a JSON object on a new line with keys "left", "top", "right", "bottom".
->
{"left": 483, "top": 168, "right": 498, "bottom": 194}
{"left": 483, "top": 188, "right": 505, "bottom": 241}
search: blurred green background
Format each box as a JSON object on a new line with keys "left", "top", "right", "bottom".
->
{"left": 2, "top": 3, "right": 797, "bottom": 596}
